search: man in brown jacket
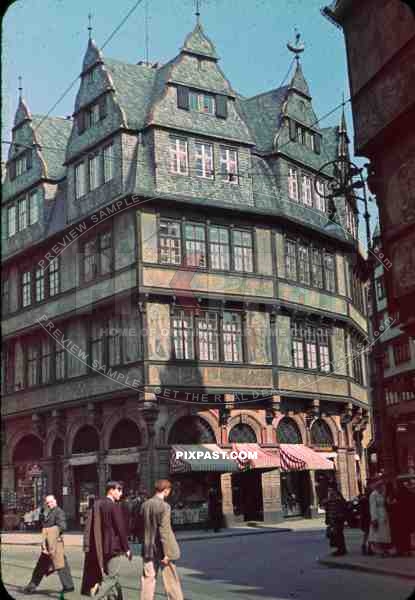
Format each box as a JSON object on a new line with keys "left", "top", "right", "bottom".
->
{"left": 23, "top": 495, "right": 74, "bottom": 594}
{"left": 140, "top": 479, "right": 183, "bottom": 600}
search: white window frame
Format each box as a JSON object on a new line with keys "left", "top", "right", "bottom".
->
{"left": 220, "top": 147, "right": 238, "bottom": 184}
{"left": 197, "top": 312, "right": 219, "bottom": 361}
{"left": 288, "top": 167, "right": 299, "bottom": 201}
{"left": 189, "top": 91, "right": 215, "bottom": 115}
{"left": 170, "top": 138, "right": 188, "bottom": 175}
{"left": 315, "top": 179, "right": 326, "bottom": 212}
{"left": 223, "top": 312, "right": 243, "bottom": 363}
{"left": 8, "top": 205, "right": 17, "bottom": 237}
{"left": 195, "top": 142, "right": 214, "bottom": 178}
{"left": 22, "top": 270, "right": 32, "bottom": 308}
{"left": 75, "top": 162, "right": 86, "bottom": 199}
{"left": 89, "top": 153, "right": 100, "bottom": 191}
{"left": 49, "top": 258, "right": 60, "bottom": 297}
{"left": 302, "top": 174, "right": 313, "bottom": 207}
{"left": 29, "top": 190, "right": 40, "bottom": 225}
{"left": 103, "top": 143, "right": 114, "bottom": 182}
{"left": 18, "top": 197, "right": 28, "bottom": 231}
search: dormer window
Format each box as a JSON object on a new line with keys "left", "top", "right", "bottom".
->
{"left": 86, "top": 67, "right": 97, "bottom": 84}
{"left": 289, "top": 118, "right": 321, "bottom": 154}
{"left": 189, "top": 90, "right": 215, "bottom": 115}
{"left": 77, "top": 95, "right": 107, "bottom": 135}
{"left": 9, "top": 149, "right": 32, "bottom": 180}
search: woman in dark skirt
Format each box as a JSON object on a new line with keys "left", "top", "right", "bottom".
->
{"left": 359, "top": 482, "right": 373, "bottom": 555}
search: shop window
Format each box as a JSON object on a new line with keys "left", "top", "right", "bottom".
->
{"left": 228, "top": 423, "right": 257, "bottom": 443}
{"left": 277, "top": 417, "right": 302, "bottom": 444}
{"left": 310, "top": 419, "right": 333, "bottom": 447}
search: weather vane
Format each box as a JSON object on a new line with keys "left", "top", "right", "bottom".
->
{"left": 287, "top": 28, "right": 305, "bottom": 61}
{"left": 88, "top": 13, "right": 93, "bottom": 40}
{"left": 18, "top": 75, "right": 23, "bottom": 99}
{"left": 195, "top": 0, "right": 201, "bottom": 25}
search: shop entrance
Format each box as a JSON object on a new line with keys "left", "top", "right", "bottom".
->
{"left": 232, "top": 470, "right": 263, "bottom": 521}
{"left": 315, "top": 469, "right": 337, "bottom": 511}
{"left": 281, "top": 471, "right": 312, "bottom": 517}
{"left": 74, "top": 464, "right": 98, "bottom": 526}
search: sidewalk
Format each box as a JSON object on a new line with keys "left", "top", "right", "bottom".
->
{"left": 1, "top": 516, "right": 327, "bottom": 546}
{"left": 319, "top": 534, "right": 415, "bottom": 581}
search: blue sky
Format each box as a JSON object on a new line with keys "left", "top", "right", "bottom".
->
{"left": 2, "top": 0, "right": 378, "bottom": 237}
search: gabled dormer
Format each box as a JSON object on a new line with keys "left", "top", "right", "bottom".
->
{"left": 147, "top": 21, "right": 253, "bottom": 145}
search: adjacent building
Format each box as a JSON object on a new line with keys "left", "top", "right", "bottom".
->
{"left": 2, "top": 21, "right": 370, "bottom": 528}
{"left": 323, "top": 0, "right": 415, "bottom": 475}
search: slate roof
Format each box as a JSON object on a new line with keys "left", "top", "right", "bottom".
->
{"left": 238, "top": 87, "right": 290, "bottom": 153}
{"left": 290, "top": 61, "right": 311, "bottom": 98}
{"left": 104, "top": 58, "right": 158, "bottom": 130}
{"left": 182, "top": 23, "right": 218, "bottom": 59}
{"left": 31, "top": 115, "right": 72, "bottom": 180}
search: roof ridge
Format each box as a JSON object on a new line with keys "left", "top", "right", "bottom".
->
{"left": 244, "top": 85, "right": 289, "bottom": 102}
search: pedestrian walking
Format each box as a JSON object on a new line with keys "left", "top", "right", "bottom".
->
{"left": 207, "top": 486, "right": 222, "bottom": 532}
{"left": 81, "top": 481, "right": 132, "bottom": 599}
{"left": 140, "top": 479, "right": 184, "bottom": 600}
{"left": 23, "top": 495, "right": 75, "bottom": 595}
{"left": 368, "top": 477, "right": 392, "bottom": 557}
{"left": 359, "top": 483, "right": 374, "bottom": 555}
{"left": 325, "top": 486, "right": 348, "bottom": 556}
{"left": 131, "top": 489, "right": 148, "bottom": 543}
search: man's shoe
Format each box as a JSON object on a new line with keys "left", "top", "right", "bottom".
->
{"left": 61, "top": 587, "right": 75, "bottom": 593}
{"left": 23, "top": 583, "right": 37, "bottom": 594}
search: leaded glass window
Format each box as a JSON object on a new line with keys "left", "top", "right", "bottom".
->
{"left": 277, "top": 417, "right": 302, "bottom": 444}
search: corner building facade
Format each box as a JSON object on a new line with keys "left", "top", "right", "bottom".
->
{"left": 2, "top": 22, "right": 370, "bottom": 527}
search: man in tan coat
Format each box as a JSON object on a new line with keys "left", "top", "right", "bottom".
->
{"left": 140, "top": 479, "right": 183, "bottom": 600}
{"left": 23, "top": 495, "right": 74, "bottom": 594}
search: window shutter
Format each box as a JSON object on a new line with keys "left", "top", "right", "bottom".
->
{"left": 9, "top": 160, "right": 16, "bottom": 181}
{"left": 314, "top": 134, "right": 321, "bottom": 154}
{"left": 215, "top": 95, "right": 228, "bottom": 119}
{"left": 99, "top": 95, "right": 107, "bottom": 120}
{"left": 289, "top": 119, "right": 297, "bottom": 141}
{"left": 26, "top": 149, "right": 32, "bottom": 170}
{"left": 177, "top": 86, "right": 189, "bottom": 110}
{"left": 77, "top": 111, "right": 86, "bottom": 135}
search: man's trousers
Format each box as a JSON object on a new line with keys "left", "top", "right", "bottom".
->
{"left": 141, "top": 559, "right": 184, "bottom": 600}
{"left": 93, "top": 555, "right": 122, "bottom": 600}
{"left": 31, "top": 553, "right": 74, "bottom": 589}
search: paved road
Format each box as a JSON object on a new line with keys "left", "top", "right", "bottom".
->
{"left": 2, "top": 529, "right": 414, "bottom": 600}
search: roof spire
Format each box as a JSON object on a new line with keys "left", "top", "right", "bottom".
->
{"left": 338, "top": 94, "right": 349, "bottom": 157}
{"left": 287, "top": 28, "right": 305, "bottom": 62}
{"left": 88, "top": 12, "right": 93, "bottom": 40}
{"left": 195, "top": 0, "right": 201, "bottom": 25}
{"left": 18, "top": 75, "right": 23, "bottom": 100}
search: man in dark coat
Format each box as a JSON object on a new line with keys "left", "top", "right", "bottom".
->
{"left": 325, "top": 486, "right": 348, "bottom": 556}
{"left": 81, "top": 481, "right": 131, "bottom": 599}
{"left": 23, "top": 495, "right": 74, "bottom": 594}
{"left": 207, "top": 486, "right": 222, "bottom": 533}
{"left": 395, "top": 481, "right": 414, "bottom": 556}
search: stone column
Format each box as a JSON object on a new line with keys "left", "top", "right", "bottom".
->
{"left": 261, "top": 469, "right": 283, "bottom": 522}
{"left": 308, "top": 470, "right": 319, "bottom": 518}
{"left": 98, "top": 453, "right": 109, "bottom": 497}
{"left": 264, "top": 395, "right": 280, "bottom": 446}
{"left": 139, "top": 392, "right": 159, "bottom": 492}
{"left": 220, "top": 473, "right": 238, "bottom": 527}
{"left": 62, "top": 459, "right": 76, "bottom": 525}
{"left": 336, "top": 449, "right": 351, "bottom": 499}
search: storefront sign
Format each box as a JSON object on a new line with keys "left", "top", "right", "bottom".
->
{"left": 27, "top": 464, "right": 42, "bottom": 477}
{"left": 62, "top": 486, "right": 69, "bottom": 496}
{"left": 68, "top": 453, "right": 98, "bottom": 466}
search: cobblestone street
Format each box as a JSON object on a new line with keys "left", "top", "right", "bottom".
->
{"left": 2, "top": 527, "right": 414, "bottom": 600}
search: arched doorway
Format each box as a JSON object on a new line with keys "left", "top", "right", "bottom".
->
{"left": 228, "top": 423, "right": 262, "bottom": 521}
{"left": 276, "top": 418, "right": 307, "bottom": 518}
{"left": 13, "top": 435, "right": 44, "bottom": 515}
{"left": 108, "top": 419, "right": 141, "bottom": 494}
{"left": 311, "top": 420, "right": 337, "bottom": 508}
{"left": 168, "top": 416, "right": 217, "bottom": 527}
{"left": 72, "top": 426, "right": 99, "bottom": 526}
{"left": 52, "top": 438, "right": 64, "bottom": 506}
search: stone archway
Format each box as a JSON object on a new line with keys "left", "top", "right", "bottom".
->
{"left": 168, "top": 416, "right": 216, "bottom": 445}
{"left": 228, "top": 423, "right": 257, "bottom": 443}
{"left": 108, "top": 419, "right": 142, "bottom": 450}
{"left": 12, "top": 434, "right": 44, "bottom": 514}
{"left": 72, "top": 425, "right": 100, "bottom": 454}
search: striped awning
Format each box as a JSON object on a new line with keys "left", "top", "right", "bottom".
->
{"left": 170, "top": 445, "right": 240, "bottom": 473}
{"left": 279, "top": 444, "right": 335, "bottom": 471}
{"left": 231, "top": 443, "right": 280, "bottom": 470}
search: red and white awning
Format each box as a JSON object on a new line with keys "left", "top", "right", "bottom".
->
{"left": 231, "top": 443, "right": 281, "bottom": 470}
{"left": 279, "top": 444, "right": 335, "bottom": 471}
